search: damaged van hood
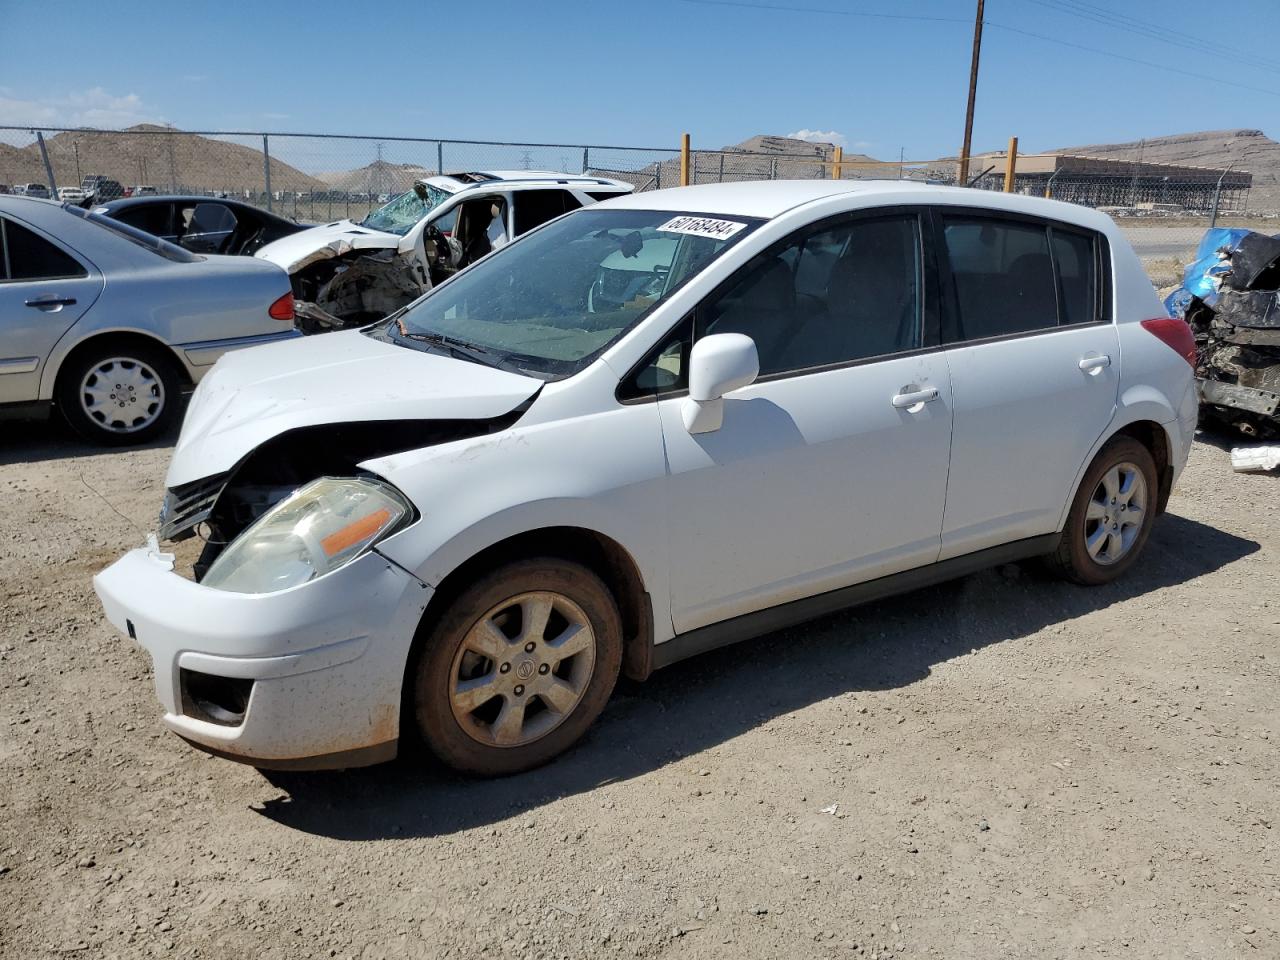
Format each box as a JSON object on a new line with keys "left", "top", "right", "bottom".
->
{"left": 166, "top": 330, "right": 542, "bottom": 486}
{"left": 254, "top": 219, "right": 400, "bottom": 273}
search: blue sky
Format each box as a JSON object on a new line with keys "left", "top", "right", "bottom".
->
{"left": 2, "top": 0, "right": 1279, "bottom": 161}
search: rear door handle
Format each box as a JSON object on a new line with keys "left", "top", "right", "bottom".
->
{"left": 1078, "top": 354, "right": 1111, "bottom": 373}
{"left": 891, "top": 386, "right": 939, "bottom": 409}
{"left": 25, "top": 296, "right": 77, "bottom": 309}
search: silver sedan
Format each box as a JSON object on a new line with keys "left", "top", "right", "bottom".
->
{"left": 0, "top": 196, "right": 299, "bottom": 445}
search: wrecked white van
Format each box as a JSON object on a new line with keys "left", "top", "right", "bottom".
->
{"left": 254, "top": 171, "right": 634, "bottom": 332}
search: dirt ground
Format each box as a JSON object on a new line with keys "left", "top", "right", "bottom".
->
{"left": 1, "top": 418, "right": 1277, "bottom": 960}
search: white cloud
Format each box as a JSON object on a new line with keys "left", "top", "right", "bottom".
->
{"left": 787, "top": 128, "right": 847, "bottom": 146}
{"left": 0, "top": 87, "right": 162, "bottom": 129}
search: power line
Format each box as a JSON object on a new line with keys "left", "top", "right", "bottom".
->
{"left": 986, "top": 21, "right": 1280, "bottom": 98}
{"left": 678, "top": 0, "right": 1280, "bottom": 99}
{"left": 677, "top": 0, "right": 968, "bottom": 25}
{"left": 1015, "top": 0, "right": 1280, "bottom": 75}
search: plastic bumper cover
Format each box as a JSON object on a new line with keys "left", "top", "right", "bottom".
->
{"left": 93, "top": 540, "right": 431, "bottom": 768}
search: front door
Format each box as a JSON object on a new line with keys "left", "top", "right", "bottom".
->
{"left": 0, "top": 215, "right": 101, "bottom": 404}
{"left": 932, "top": 211, "right": 1120, "bottom": 558}
{"left": 648, "top": 211, "right": 954, "bottom": 633}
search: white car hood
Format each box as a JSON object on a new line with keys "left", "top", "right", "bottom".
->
{"left": 254, "top": 219, "right": 400, "bottom": 273}
{"left": 167, "top": 330, "right": 542, "bottom": 486}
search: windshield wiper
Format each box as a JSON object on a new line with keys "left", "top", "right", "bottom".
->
{"left": 400, "top": 330, "right": 504, "bottom": 368}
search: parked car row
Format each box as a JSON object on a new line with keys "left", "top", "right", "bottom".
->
{"left": 74, "top": 179, "right": 1196, "bottom": 778}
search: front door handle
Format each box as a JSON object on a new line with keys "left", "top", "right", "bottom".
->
{"left": 891, "top": 386, "right": 939, "bottom": 409}
{"left": 25, "top": 296, "right": 77, "bottom": 310}
{"left": 1078, "top": 354, "right": 1111, "bottom": 373}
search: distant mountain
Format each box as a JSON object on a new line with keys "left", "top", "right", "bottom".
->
{"left": 0, "top": 124, "right": 323, "bottom": 194}
{"left": 317, "top": 159, "right": 434, "bottom": 193}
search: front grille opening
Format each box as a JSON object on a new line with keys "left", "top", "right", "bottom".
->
{"left": 180, "top": 669, "right": 253, "bottom": 727}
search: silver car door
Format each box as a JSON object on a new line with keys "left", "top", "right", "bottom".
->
{"left": 0, "top": 215, "right": 102, "bottom": 403}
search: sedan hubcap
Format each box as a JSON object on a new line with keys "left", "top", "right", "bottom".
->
{"left": 449, "top": 591, "right": 596, "bottom": 748}
{"left": 1084, "top": 461, "right": 1148, "bottom": 565}
{"left": 79, "top": 357, "right": 164, "bottom": 434}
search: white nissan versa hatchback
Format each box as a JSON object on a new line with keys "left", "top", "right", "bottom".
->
{"left": 94, "top": 181, "right": 1198, "bottom": 775}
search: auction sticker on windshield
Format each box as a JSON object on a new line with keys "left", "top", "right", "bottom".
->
{"left": 657, "top": 216, "right": 748, "bottom": 241}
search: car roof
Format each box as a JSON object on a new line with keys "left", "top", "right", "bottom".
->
{"left": 418, "top": 170, "right": 634, "bottom": 194}
{"left": 596, "top": 179, "right": 1115, "bottom": 231}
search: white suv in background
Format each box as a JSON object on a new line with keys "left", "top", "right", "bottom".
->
{"left": 254, "top": 170, "right": 634, "bottom": 332}
{"left": 96, "top": 180, "right": 1198, "bottom": 776}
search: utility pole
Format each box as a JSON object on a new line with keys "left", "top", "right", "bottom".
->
{"left": 957, "top": 0, "right": 985, "bottom": 186}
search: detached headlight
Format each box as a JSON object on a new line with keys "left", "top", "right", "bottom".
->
{"left": 203, "top": 477, "right": 412, "bottom": 594}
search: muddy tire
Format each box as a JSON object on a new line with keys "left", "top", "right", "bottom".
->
{"left": 412, "top": 558, "right": 622, "bottom": 776}
{"left": 56, "top": 342, "right": 182, "bottom": 446}
{"left": 1045, "top": 436, "right": 1159, "bottom": 586}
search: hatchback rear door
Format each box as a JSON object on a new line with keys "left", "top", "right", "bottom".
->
{"left": 931, "top": 209, "right": 1119, "bottom": 558}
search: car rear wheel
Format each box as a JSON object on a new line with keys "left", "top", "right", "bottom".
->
{"left": 412, "top": 558, "right": 622, "bottom": 776}
{"left": 57, "top": 343, "right": 182, "bottom": 446}
{"left": 1045, "top": 435, "right": 1158, "bottom": 585}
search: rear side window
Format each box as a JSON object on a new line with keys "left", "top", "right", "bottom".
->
{"left": 1052, "top": 229, "right": 1097, "bottom": 327}
{"left": 513, "top": 190, "right": 579, "bottom": 235}
{"left": 941, "top": 217, "right": 1057, "bottom": 341}
{"left": 0, "top": 218, "right": 87, "bottom": 281}
{"left": 114, "top": 204, "right": 173, "bottom": 237}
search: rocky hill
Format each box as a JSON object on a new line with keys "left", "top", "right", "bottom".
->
{"left": 0, "top": 124, "right": 322, "bottom": 194}
{"left": 1053, "top": 129, "right": 1280, "bottom": 212}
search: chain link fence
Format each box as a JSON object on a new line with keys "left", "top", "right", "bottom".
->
{"left": 3, "top": 125, "right": 1274, "bottom": 291}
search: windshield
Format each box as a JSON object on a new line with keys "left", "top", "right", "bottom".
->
{"left": 380, "top": 208, "right": 761, "bottom": 379}
{"left": 63, "top": 204, "right": 201, "bottom": 263}
{"left": 360, "top": 183, "right": 453, "bottom": 236}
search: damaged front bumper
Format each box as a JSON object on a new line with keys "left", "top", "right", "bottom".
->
{"left": 93, "top": 538, "right": 432, "bottom": 769}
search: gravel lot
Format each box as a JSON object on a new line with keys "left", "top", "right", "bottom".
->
{"left": 1, "top": 420, "right": 1277, "bottom": 960}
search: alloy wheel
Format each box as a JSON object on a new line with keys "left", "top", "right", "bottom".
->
{"left": 1083, "top": 461, "right": 1148, "bottom": 565}
{"left": 448, "top": 591, "right": 597, "bottom": 748}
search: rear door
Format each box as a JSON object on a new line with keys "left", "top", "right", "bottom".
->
{"left": 932, "top": 209, "right": 1118, "bottom": 558}
{"left": 0, "top": 215, "right": 101, "bottom": 403}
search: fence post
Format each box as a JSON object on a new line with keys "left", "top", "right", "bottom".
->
{"left": 35, "top": 132, "right": 58, "bottom": 197}
{"left": 262, "top": 135, "right": 273, "bottom": 212}
{"left": 679, "top": 133, "right": 690, "bottom": 187}
{"left": 1003, "top": 136, "right": 1018, "bottom": 193}
{"left": 770, "top": 158, "right": 777, "bottom": 180}
{"left": 831, "top": 146, "right": 843, "bottom": 180}
{"left": 582, "top": 147, "right": 589, "bottom": 174}
{"left": 718, "top": 152, "right": 724, "bottom": 183}
{"left": 437, "top": 142, "right": 443, "bottom": 175}
{"left": 1044, "top": 167, "right": 1061, "bottom": 199}
{"left": 1210, "top": 163, "right": 1234, "bottom": 228}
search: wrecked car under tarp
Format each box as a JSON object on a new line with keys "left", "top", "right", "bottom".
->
{"left": 1165, "top": 228, "right": 1280, "bottom": 439}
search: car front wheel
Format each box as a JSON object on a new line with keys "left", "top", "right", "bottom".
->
{"left": 1046, "top": 435, "right": 1159, "bottom": 585}
{"left": 57, "top": 344, "right": 182, "bottom": 446}
{"left": 412, "top": 558, "right": 622, "bottom": 776}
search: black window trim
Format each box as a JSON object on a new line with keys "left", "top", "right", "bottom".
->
{"left": 616, "top": 204, "right": 940, "bottom": 404}
{"left": 0, "top": 215, "right": 91, "bottom": 284}
{"left": 930, "top": 205, "right": 1110, "bottom": 349}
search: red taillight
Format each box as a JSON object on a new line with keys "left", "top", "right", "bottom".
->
{"left": 268, "top": 291, "right": 295, "bottom": 322}
{"left": 1140, "top": 317, "right": 1197, "bottom": 368}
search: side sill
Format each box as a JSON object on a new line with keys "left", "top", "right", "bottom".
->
{"left": 651, "top": 533, "right": 1060, "bottom": 671}
{"left": 178, "top": 735, "right": 397, "bottom": 771}
{"left": 0, "top": 400, "right": 53, "bottom": 422}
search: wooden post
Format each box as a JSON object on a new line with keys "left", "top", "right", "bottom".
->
{"left": 1003, "top": 136, "right": 1018, "bottom": 193}
{"left": 679, "top": 133, "right": 691, "bottom": 187}
{"left": 958, "top": 0, "right": 985, "bottom": 185}
{"left": 831, "top": 146, "right": 843, "bottom": 180}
